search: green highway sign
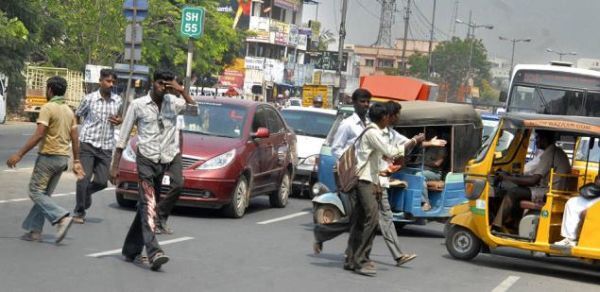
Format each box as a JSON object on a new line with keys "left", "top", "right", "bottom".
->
{"left": 181, "top": 7, "right": 205, "bottom": 38}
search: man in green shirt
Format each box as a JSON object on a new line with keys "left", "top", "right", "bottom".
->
{"left": 6, "top": 76, "right": 85, "bottom": 244}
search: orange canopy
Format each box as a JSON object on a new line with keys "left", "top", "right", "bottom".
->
{"left": 359, "top": 75, "right": 435, "bottom": 101}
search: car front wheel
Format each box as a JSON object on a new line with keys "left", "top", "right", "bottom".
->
{"left": 116, "top": 193, "right": 136, "bottom": 208}
{"left": 270, "top": 172, "right": 290, "bottom": 208}
{"left": 223, "top": 176, "right": 249, "bottom": 218}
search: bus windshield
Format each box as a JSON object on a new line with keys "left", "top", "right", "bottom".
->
{"left": 507, "top": 69, "right": 600, "bottom": 116}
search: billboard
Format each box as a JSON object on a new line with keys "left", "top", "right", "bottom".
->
{"left": 308, "top": 51, "right": 349, "bottom": 71}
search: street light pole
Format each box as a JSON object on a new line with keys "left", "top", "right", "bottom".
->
{"left": 499, "top": 37, "right": 531, "bottom": 71}
{"left": 546, "top": 48, "right": 577, "bottom": 61}
{"left": 337, "top": 0, "right": 349, "bottom": 105}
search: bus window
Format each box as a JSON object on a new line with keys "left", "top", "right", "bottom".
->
{"left": 585, "top": 92, "right": 600, "bottom": 117}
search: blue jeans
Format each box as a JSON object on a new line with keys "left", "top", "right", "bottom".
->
{"left": 416, "top": 170, "right": 442, "bottom": 205}
{"left": 22, "top": 155, "right": 70, "bottom": 232}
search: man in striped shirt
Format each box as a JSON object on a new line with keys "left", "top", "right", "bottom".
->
{"left": 72, "top": 69, "right": 122, "bottom": 224}
{"left": 110, "top": 69, "right": 195, "bottom": 271}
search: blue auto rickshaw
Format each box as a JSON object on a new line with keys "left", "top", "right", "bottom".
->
{"left": 313, "top": 101, "right": 483, "bottom": 227}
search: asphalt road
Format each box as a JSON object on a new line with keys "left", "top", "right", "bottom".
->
{"left": 1, "top": 122, "right": 599, "bottom": 292}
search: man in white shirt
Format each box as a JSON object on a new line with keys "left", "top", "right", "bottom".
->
{"left": 493, "top": 131, "right": 571, "bottom": 232}
{"left": 331, "top": 89, "right": 372, "bottom": 159}
{"left": 347, "top": 103, "right": 424, "bottom": 276}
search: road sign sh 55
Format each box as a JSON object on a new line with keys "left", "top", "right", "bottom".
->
{"left": 181, "top": 7, "right": 205, "bottom": 39}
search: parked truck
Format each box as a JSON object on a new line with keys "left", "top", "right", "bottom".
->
{"left": 302, "top": 84, "right": 330, "bottom": 108}
{"left": 24, "top": 65, "right": 84, "bottom": 122}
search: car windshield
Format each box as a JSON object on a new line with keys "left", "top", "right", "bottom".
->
{"left": 281, "top": 110, "right": 336, "bottom": 138}
{"left": 575, "top": 137, "right": 600, "bottom": 163}
{"left": 181, "top": 102, "right": 247, "bottom": 139}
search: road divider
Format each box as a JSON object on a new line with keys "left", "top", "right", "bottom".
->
{"left": 492, "top": 275, "right": 520, "bottom": 292}
{"left": 256, "top": 211, "right": 310, "bottom": 225}
{"left": 0, "top": 187, "right": 115, "bottom": 204}
{"left": 86, "top": 236, "right": 195, "bottom": 258}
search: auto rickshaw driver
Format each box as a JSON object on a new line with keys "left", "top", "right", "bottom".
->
{"left": 491, "top": 130, "right": 571, "bottom": 233}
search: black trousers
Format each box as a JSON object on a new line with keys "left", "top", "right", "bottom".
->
{"left": 347, "top": 181, "right": 379, "bottom": 269}
{"left": 122, "top": 154, "right": 166, "bottom": 259}
{"left": 74, "top": 142, "right": 111, "bottom": 217}
{"left": 156, "top": 154, "right": 183, "bottom": 224}
{"left": 493, "top": 186, "right": 531, "bottom": 229}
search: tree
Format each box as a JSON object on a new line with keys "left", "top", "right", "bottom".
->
{"left": 430, "top": 37, "right": 491, "bottom": 102}
{"left": 407, "top": 53, "right": 429, "bottom": 80}
{"left": 317, "top": 29, "right": 335, "bottom": 51}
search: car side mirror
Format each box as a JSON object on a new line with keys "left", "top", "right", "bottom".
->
{"left": 499, "top": 90, "right": 508, "bottom": 103}
{"left": 252, "top": 127, "right": 270, "bottom": 139}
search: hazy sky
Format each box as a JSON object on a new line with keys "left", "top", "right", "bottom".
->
{"left": 302, "top": 0, "right": 600, "bottom": 65}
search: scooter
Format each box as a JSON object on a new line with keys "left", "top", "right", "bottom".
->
{"left": 311, "top": 182, "right": 353, "bottom": 225}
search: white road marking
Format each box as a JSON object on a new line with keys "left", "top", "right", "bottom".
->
{"left": 0, "top": 187, "right": 115, "bottom": 204}
{"left": 257, "top": 211, "right": 310, "bottom": 225}
{"left": 3, "top": 167, "right": 33, "bottom": 173}
{"left": 86, "top": 236, "right": 195, "bottom": 258}
{"left": 492, "top": 276, "right": 520, "bottom": 292}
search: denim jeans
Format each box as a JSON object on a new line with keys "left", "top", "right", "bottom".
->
{"left": 22, "top": 155, "right": 70, "bottom": 232}
{"left": 74, "top": 142, "right": 112, "bottom": 217}
{"left": 416, "top": 170, "right": 442, "bottom": 205}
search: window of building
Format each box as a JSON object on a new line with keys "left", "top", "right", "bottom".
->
{"left": 365, "top": 59, "right": 374, "bottom": 67}
{"left": 377, "top": 59, "right": 394, "bottom": 68}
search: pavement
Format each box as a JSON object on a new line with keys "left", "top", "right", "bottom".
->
{"left": 1, "top": 122, "right": 599, "bottom": 292}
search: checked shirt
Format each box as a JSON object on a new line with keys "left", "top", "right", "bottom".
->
{"left": 76, "top": 90, "right": 122, "bottom": 150}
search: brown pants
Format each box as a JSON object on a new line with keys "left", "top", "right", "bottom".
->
{"left": 493, "top": 186, "right": 531, "bottom": 229}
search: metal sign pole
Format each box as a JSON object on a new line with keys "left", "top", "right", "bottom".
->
{"left": 185, "top": 39, "right": 193, "bottom": 96}
{"left": 123, "top": 0, "right": 137, "bottom": 113}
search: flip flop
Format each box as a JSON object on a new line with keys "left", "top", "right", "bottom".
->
{"left": 396, "top": 254, "right": 417, "bottom": 266}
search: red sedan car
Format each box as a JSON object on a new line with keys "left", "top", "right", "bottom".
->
{"left": 115, "top": 97, "right": 297, "bottom": 218}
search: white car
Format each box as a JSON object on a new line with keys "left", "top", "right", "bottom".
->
{"left": 281, "top": 107, "right": 337, "bottom": 197}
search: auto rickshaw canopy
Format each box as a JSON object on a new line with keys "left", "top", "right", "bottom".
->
{"left": 391, "top": 101, "right": 484, "bottom": 173}
{"left": 501, "top": 112, "right": 600, "bottom": 138}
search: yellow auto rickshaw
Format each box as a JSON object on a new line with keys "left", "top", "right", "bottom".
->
{"left": 445, "top": 112, "right": 600, "bottom": 263}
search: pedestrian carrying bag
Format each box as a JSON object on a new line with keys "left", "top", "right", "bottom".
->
{"left": 334, "top": 127, "right": 374, "bottom": 193}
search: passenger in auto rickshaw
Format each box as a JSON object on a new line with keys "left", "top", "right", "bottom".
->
{"left": 415, "top": 133, "right": 448, "bottom": 211}
{"left": 554, "top": 175, "right": 600, "bottom": 247}
{"left": 492, "top": 130, "right": 571, "bottom": 233}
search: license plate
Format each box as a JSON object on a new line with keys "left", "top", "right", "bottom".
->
{"left": 162, "top": 175, "right": 170, "bottom": 185}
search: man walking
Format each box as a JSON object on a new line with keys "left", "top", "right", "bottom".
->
{"left": 73, "top": 69, "right": 122, "bottom": 223}
{"left": 348, "top": 103, "right": 423, "bottom": 276}
{"left": 110, "top": 70, "right": 195, "bottom": 271}
{"left": 6, "top": 76, "right": 85, "bottom": 244}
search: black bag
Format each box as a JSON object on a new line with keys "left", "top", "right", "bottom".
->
{"left": 580, "top": 183, "right": 600, "bottom": 199}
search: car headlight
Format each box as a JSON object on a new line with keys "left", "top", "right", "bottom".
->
{"left": 123, "top": 144, "right": 136, "bottom": 162}
{"left": 196, "top": 149, "right": 236, "bottom": 170}
{"left": 300, "top": 155, "right": 318, "bottom": 167}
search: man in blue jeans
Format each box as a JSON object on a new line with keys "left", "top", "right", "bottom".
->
{"left": 6, "top": 76, "right": 85, "bottom": 244}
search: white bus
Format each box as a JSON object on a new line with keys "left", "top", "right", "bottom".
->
{"left": 501, "top": 64, "right": 600, "bottom": 116}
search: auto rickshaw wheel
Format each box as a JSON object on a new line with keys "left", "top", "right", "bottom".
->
{"left": 445, "top": 225, "right": 481, "bottom": 260}
{"left": 313, "top": 204, "right": 342, "bottom": 224}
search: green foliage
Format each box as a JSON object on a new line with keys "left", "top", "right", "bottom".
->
{"left": 407, "top": 53, "right": 429, "bottom": 80}
{"left": 0, "top": 0, "right": 244, "bottom": 112}
{"left": 480, "top": 79, "right": 499, "bottom": 102}
{"left": 430, "top": 37, "right": 491, "bottom": 101}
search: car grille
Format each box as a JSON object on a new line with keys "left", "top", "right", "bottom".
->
{"left": 182, "top": 155, "right": 203, "bottom": 169}
{"left": 120, "top": 182, "right": 213, "bottom": 198}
